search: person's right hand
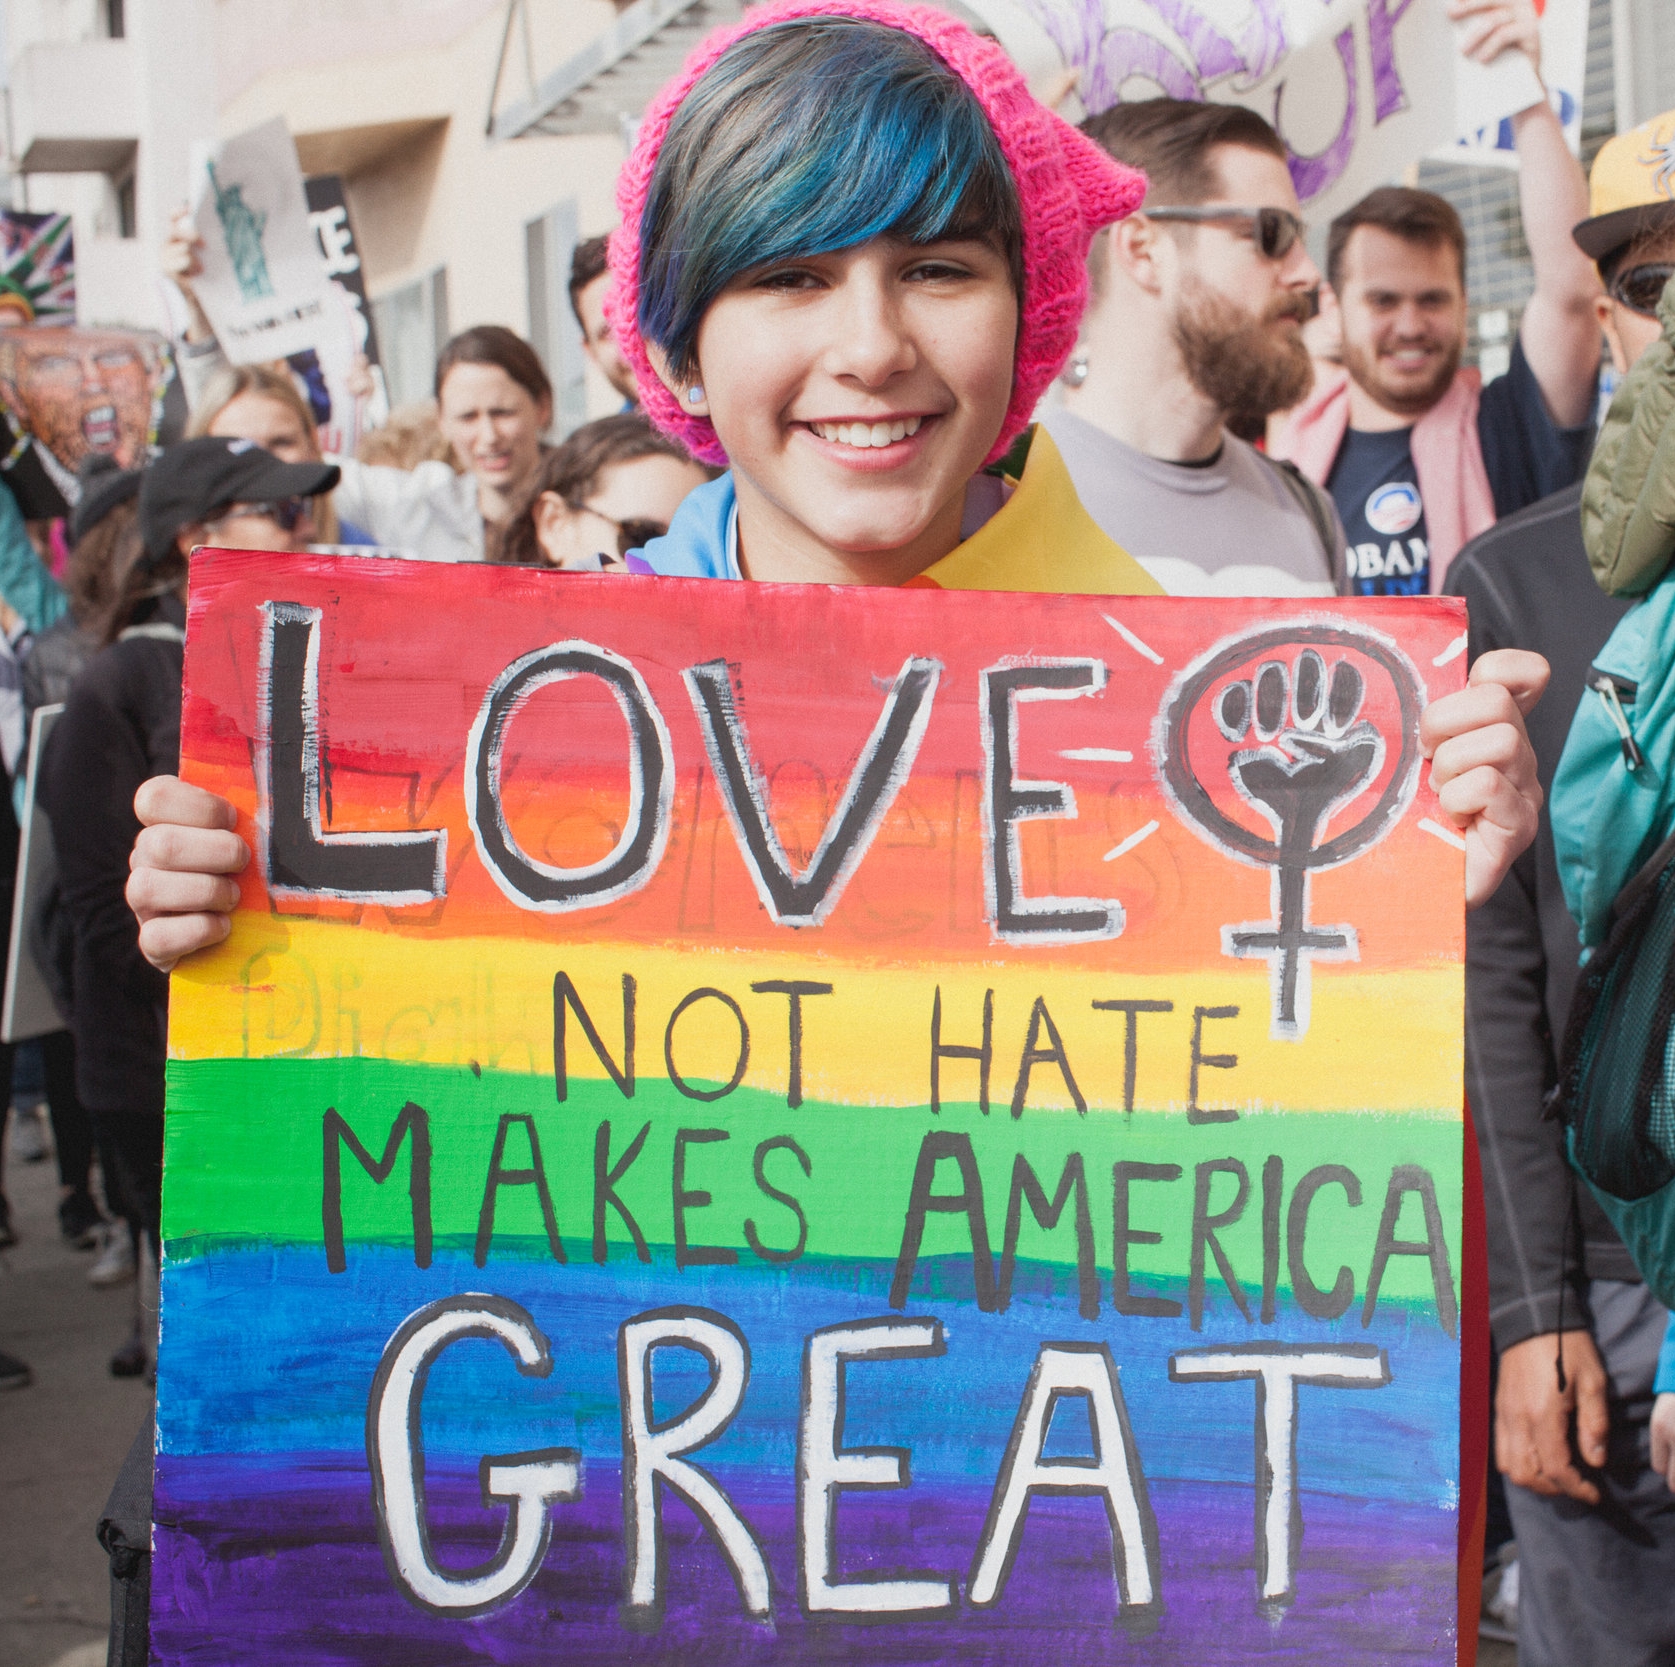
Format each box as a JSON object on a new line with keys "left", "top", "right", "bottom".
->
{"left": 1448, "top": 0, "right": 1542, "bottom": 80}
{"left": 1495, "top": 1328, "right": 1610, "bottom": 1503}
{"left": 127, "top": 776, "right": 248, "bottom": 972}
{"left": 345, "top": 353, "right": 376, "bottom": 403}
{"left": 162, "top": 206, "right": 219, "bottom": 345}
{"left": 162, "top": 206, "right": 205, "bottom": 293}
{"left": 1651, "top": 1393, "right": 1675, "bottom": 1491}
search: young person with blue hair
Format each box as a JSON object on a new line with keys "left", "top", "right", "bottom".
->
{"left": 127, "top": 0, "right": 1542, "bottom": 976}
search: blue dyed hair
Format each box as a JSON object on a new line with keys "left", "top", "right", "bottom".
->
{"left": 638, "top": 17, "right": 1023, "bottom": 381}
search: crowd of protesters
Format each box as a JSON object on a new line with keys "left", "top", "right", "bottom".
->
{"left": 0, "top": 0, "right": 1673, "bottom": 1659}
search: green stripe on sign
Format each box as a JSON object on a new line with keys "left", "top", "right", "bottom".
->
{"left": 164, "top": 1056, "right": 1462, "bottom": 1304}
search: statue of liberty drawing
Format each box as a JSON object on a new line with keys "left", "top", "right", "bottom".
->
{"left": 208, "top": 162, "right": 274, "bottom": 303}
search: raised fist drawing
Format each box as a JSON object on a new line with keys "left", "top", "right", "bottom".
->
{"left": 1159, "top": 623, "right": 1424, "bottom": 1041}
{"left": 1214, "top": 651, "right": 1383, "bottom": 862}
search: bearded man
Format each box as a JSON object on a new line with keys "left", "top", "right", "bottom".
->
{"left": 1046, "top": 98, "right": 1342, "bottom": 597}
{"left": 1272, "top": 0, "right": 1601, "bottom": 597}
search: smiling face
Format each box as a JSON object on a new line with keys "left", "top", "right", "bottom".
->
{"left": 438, "top": 362, "right": 550, "bottom": 495}
{"left": 1334, "top": 227, "right": 1466, "bottom": 418}
{"left": 0, "top": 326, "right": 156, "bottom": 469}
{"left": 679, "top": 234, "right": 1018, "bottom": 585}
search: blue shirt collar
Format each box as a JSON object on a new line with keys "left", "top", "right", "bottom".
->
{"left": 632, "top": 472, "right": 741, "bottom": 579}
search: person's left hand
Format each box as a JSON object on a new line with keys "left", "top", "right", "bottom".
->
{"left": 1420, "top": 647, "right": 1549, "bottom": 908}
{"left": 1652, "top": 1393, "right": 1675, "bottom": 1491}
{"left": 345, "top": 354, "right": 375, "bottom": 403}
{"left": 1448, "top": 0, "right": 1542, "bottom": 79}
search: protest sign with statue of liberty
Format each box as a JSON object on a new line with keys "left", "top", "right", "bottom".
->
{"left": 191, "top": 116, "right": 351, "bottom": 367}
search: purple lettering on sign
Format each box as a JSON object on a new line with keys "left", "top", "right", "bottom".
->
{"left": 1277, "top": 26, "right": 1359, "bottom": 202}
{"left": 1366, "top": 0, "right": 1418, "bottom": 124}
{"left": 1018, "top": 0, "right": 1291, "bottom": 115}
{"left": 1142, "top": 0, "right": 1245, "bottom": 82}
{"left": 1096, "top": 27, "right": 1202, "bottom": 102}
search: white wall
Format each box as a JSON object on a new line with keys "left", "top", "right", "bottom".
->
{"left": 213, "top": 0, "right": 630, "bottom": 415}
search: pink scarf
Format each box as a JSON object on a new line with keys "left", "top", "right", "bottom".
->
{"left": 1271, "top": 363, "right": 1495, "bottom": 592}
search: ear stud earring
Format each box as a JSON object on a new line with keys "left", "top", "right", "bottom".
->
{"left": 1060, "top": 351, "right": 1089, "bottom": 390}
{"left": 687, "top": 385, "right": 705, "bottom": 404}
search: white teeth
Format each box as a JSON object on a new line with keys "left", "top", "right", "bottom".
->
{"left": 811, "top": 416, "right": 922, "bottom": 448}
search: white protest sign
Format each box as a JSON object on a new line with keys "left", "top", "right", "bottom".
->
{"left": 303, "top": 175, "right": 389, "bottom": 456}
{"left": 4, "top": 704, "right": 63, "bottom": 1044}
{"left": 965, "top": 0, "right": 1561, "bottom": 221}
{"left": 191, "top": 118, "right": 352, "bottom": 367}
{"left": 1450, "top": 0, "right": 1587, "bottom": 166}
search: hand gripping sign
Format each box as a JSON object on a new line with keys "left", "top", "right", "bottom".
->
{"left": 158, "top": 556, "right": 1467, "bottom": 1665}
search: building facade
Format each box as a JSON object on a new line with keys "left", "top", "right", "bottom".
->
{"left": 3, "top": 0, "right": 1674, "bottom": 430}
{"left": 1, "top": 0, "right": 630, "bottom": 425}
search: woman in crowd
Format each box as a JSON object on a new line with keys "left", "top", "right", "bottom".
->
{"left": 13, "top": 458, "right": 145, "bottom": 1291}
{"left": 125, "top": 0, "right": 1542, "bottom": 963}
{"left": 39, "top": 437, "right": 339, "bottom": 1378}
{"left": 187, "top": 364, "right": 363, "bottom": 547}
{"left": 499, "top": 411, "right": 713, "bottom": 569}
{"left": 165, "top": 217, "right": 550, "bottom": 561}
{"left": 331, "top": 325, "right": 551, "bottom": 563}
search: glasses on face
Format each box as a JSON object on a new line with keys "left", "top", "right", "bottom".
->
{"left": 1606, "top": 262, "right": 1674, "bottom": 318}
{"left": 1145, "top": 204, "right": 1308, "bottom": 262}
{"left": 207, "top": 497, "right": 314, "bottom": 533}
{"left": 570, "top": 502, "right": 668, "bottom": 557}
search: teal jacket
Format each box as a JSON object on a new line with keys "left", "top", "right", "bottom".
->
{"left": 0, "top": 483, "right": 65, "bottom": 635}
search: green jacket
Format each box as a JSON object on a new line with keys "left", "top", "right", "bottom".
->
{"left": 1583, "top": 272, "right": 1675, "bottom": 596}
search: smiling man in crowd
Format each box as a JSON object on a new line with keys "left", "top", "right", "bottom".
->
{"left": 1273, "top": 0, "right": 1601, "bottom": 597}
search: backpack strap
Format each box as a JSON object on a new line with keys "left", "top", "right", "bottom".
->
{"left": 1256, "top": 451, "right": 1341, "bottom": 580}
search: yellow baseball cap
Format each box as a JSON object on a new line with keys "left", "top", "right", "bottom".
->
{"left": 1574, "top": 110, "right": 1675, "bottom": 261}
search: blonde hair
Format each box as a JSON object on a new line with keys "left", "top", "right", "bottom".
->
{"left": 356, "top": 400, "right": 458, "bottom": 471}
{"left": 188, "top": 363, "right": 340, "bottom": 543}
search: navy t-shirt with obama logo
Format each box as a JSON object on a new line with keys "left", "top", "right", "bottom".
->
{"left": 1328, "top": 336, "right": 1594, "bottom": 596}
{"left": 1332, "top": 427, "right": 1429, "bottom": 594}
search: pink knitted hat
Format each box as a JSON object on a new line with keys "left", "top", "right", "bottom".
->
{"left": 606, "top": 0, "right": 1146, "bottom": 466}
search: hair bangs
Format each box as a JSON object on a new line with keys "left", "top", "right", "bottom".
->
{"left": 638, "top": 18, "right": 1021, "bottom": 381}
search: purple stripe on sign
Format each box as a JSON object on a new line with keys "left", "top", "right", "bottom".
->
{"left": 150, "top": 1455, "right": 1453, "bottom": 1665}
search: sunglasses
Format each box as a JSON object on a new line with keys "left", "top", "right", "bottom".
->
{"left": 570, "top": 502, "right": 669, "bottom": 557}
{"left": 1606, "top": 262, "right": 1674, "bottom": 318}
{"left": 1146, "top": 204, "right": 1308, "bottom": 262}
{"left": 208, "top": 497, "right": 314, "bottom": 533}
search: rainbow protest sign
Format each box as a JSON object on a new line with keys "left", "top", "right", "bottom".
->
{"left": 156, "top": 551, "right": 1466, "bottom": 1663}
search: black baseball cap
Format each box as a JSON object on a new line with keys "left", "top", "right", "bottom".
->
{"left": 138, "top": 436, "right": 340, "bottom": 565}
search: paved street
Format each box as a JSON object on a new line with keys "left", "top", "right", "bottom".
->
{"left": 0, "top": 1114, "right": 153, "bottom": 1667}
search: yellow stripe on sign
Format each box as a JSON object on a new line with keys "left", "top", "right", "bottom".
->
{"left": 169, "top": 916, "right": 1461, "bottom": 1117}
